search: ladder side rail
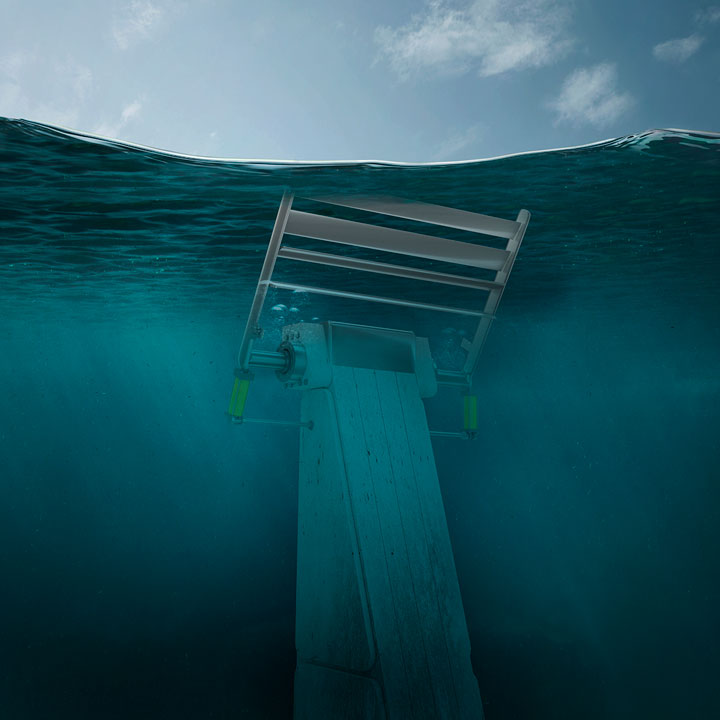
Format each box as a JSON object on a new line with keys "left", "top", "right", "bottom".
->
{"left": 461, "top": 209, "right": 531, "bottom": 377}
{"left": 236, "top": 191, "right": 294, "bottom": 371}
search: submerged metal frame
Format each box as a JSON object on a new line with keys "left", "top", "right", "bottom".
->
{"left": 237, "top": 191, "right": 530, "bottom": 387}
{"left": 231, "top": 191, "right": 532, "bottom": 718}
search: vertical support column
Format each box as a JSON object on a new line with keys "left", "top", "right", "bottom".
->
{"left": 294, "top": 363, "right": 484, "bottom": 719}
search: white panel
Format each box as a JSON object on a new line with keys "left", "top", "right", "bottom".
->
{"left": 308, "top": 195, "right": 521, "bottom": 240}
{"left": 285, "top": 210, "right": 510, "bottom": 272}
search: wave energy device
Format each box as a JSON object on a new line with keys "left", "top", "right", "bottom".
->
{"left": 231, "top": 192, "right": 530, "bottom": 719}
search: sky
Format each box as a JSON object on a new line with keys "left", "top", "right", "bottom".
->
{"left": 1, "top": 0, "right": 719, "bottom": 161}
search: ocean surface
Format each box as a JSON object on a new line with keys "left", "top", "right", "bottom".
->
{"left": 1, "top": 118, "right": 719, "bottom": 719}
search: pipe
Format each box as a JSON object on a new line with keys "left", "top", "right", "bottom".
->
{"left": 248, "top": 349, "right": 289, "bottom": 371}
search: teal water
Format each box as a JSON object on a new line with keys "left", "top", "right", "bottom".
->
{"left": 1, "top": 118, "right": 719, "bottom": 718}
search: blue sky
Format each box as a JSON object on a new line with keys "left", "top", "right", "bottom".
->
{"left": 1, "top": 0, "right": 718, "bottom": 161}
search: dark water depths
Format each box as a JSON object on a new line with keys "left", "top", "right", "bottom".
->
{"left": 1, "top": 118, "right": 719, "bottom": 718}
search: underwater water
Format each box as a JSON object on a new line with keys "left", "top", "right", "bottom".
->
{"left": 1, "top": 117, "right": 719, "bottom": 719}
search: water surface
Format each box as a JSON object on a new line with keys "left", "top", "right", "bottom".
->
{"left": 1, "top": 119, "right": 719, "bottom": 719}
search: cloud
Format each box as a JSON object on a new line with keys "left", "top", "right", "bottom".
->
{"left": 549, "top": 63, "right": 634, "bottom": 128}
{"left": 113, "top": 1, "right": 164, "bottom": 50}
{"left": 374, "top": 0, "right": 573, "bottom": 80}
{"left": 434, "top": 124, "right": 483, "bottom": 159}
{"left": 92, "top": 99, "right": 143, "bottom": 139}
{"left": 652, "top": 34, "right": 704, "bottom": 63}
{"left": 0, "top": 52, "right": 93, "bottom": 128}
{"left": 695, "top": 6, "right": 720, "bottom": 24}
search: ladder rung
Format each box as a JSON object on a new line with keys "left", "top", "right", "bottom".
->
{"left": 277, "top": 246, "right": 504, "bottom": 292}
{"left": 265, "top": 281, "right": 493, "bottom": 318}
{"left": 306, "top": 195, "right": 521, "bottom": 239}
{"left": 284, "top": 210, "right": 510, "bottom": 272}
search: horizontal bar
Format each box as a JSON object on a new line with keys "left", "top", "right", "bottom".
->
{"left": 277, "top": 246, "right": 504, "bottom": 292}
{"left": 429, "top": 430, "right": 476, "bottom": 440}
{"left": 307, "top": 195, "right": 521, "bottom": 240}
{"left": 232, "top": 416, "right": 314, "bottom": 429}
{"left": 436, "top": 369, "right": 472, "bottom": 387}
{"left": 284, "top": 210, "right": 510, "bottom": 272}
{"left": 265, "top": 281, "right": 492, "bottom": 318}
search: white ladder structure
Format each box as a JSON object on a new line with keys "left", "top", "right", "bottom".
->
{"left": 230, "top": 192, "right": 530, "bottom": 719}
